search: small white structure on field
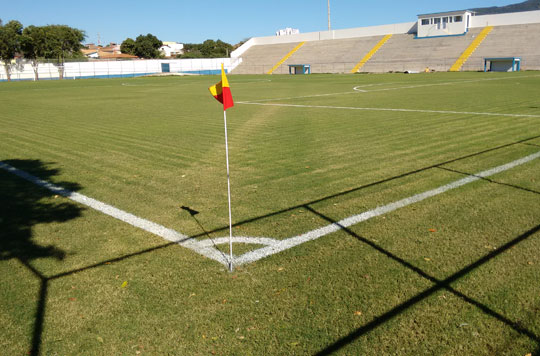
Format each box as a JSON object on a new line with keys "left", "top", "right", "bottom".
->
{"left": 276, "top": 28, "right": 300, "bottom": 36}
{"left": 417, "top": 10, "right": 474, "bottom": 38}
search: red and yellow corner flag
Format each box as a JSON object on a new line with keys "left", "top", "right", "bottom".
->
{"left": 209, "top": 64, "right": 234, "bottom": 111}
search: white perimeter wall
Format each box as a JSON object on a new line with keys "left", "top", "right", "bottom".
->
{"left": 471, "top": 10, "right": 540, "bottom": 27}
{"left": 0, "top": 58, "right": 234, "bottom": 81}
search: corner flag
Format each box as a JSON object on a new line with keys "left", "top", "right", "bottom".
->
{"left": 209, "top": 64, "right": 234, "bottom": 111}
{"left": 209, "top": 63, "right": 235, "bottom": 271}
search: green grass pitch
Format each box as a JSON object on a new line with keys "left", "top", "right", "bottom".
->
{"left": 1, "top": 72, "right": 540, "bottom": 355}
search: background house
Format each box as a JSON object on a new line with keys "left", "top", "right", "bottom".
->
{"left": 159, "top": 42, "right": 184, "bottom": 57}
{"left": 82, "top": 43, "right": 138, "bottom": 60}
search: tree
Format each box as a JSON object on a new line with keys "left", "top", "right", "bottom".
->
{"left": 177, "top": 43, "right": 203, "bottom": 58}
{"left": 120, "top": 38, "right": 136, "bottom": 55}
{"left": 178, "top": 39, "right": 233, "bottom": 59}
{"left": 133, "top": 34, "right": 162, "bottom": 59}
{"left": 42, "top": 25, "right": 85, "bottom": 79}
{"left": 0, "top": 20, "right": 23, "bottom": 81}
{"left": 21, "top": 25, "right": 48, "bottom": 80}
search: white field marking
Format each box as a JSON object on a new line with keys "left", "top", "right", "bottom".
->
{"left": 229, "top": 79, "right": 272, "bottom": 84}
{"left": 2, "top": 150, "right": 539, "bottom": 268}
{"left": 243, "top": 91, "right": 357, "bottom": 103}
{"left": 121, "top": 79, "right": 272, "bottom": 87}
{"left": 196, "top": 237, "right": 280, "bottom": 260}
{"left": 121, "top": 82, "right": 199, "bottom": 87}
{"left": 241, "top": 74, "right": 540, "bottom": 104}
{"left": 234, "top": 150, "right": 540, "bottom": 265}
{"left": 196, "top": 236, "right": 280, "bottom": 248}
{"left": 236, "top": 102, "right": 540, "bottom": 119}
{"left": 0, "top": 161, "right": 229, "bottom": 266}
{"left": 353, "top": 82, "right": 403, "bottom": 92}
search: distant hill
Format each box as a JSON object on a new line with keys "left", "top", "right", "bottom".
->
{"left": 470, "top": 0, "right": 540, "bottom": 15}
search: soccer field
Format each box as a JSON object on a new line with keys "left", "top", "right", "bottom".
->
{"left": 1, "top": 72, "right": 540, "bottom": 355}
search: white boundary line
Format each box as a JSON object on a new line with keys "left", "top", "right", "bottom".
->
{"left": 236, "top": 102, "right": 540, "bottom": 118}
{"left": 234, "top": 150, "right": 540, "bottom": 265}
{"left": 243, "top": 91, "right": 357, "bottom": 103}
{"left": 0, "top": 162, "right": 229, "bottom": 266}
{"left": 241, "top": 74, "right": 540, "bottom": 104}
{"left": 1, "top": 150, "right": 539, "bottom": 267}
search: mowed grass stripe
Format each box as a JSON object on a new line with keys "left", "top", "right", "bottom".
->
{"left": 1, "top": 74, "right": 537, "bottom": 206}
{"left": 0, "top": 119, "right": 228, "bottom": 177}
{"left": 1, "top": 73, "right": 540, "bottom": 355}
{"left": 0, "top": 132, "right": 197, "bottom": 200}
{"left": 0, "top": 130, "right": 195, "bottom": 177}
{"left": 0, "top": 111, "right": 220, "bottom": 166}
{"left": 233, "top": 107, "right": 536, "bottom": 186}
{"left": 0, "top": 136, "right": 167, "bottom": 197}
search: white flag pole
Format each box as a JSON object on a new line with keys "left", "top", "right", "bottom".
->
{"left": 223, "top": 109, "right": 234, "bottom": 272}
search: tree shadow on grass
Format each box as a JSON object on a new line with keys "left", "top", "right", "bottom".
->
{"left": 309, "top": 203, "right": 540, "bottom": 355}
{"left": 0, "top": 159, "right": 83, "bottom": 262}
{"left": 0, "top": 159, "right": 84, "bottom": 356}
{"left": 1, "top": 136, "right": 537, "bottom": 354}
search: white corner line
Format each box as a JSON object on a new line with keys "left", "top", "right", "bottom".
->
{"left": 2, "top": 150, "right": 539, "bottom": 268}
{"left": 233, "top": 150, "right": 540, "bottom": 265}
{"left": 236, "top": 101, "right": 540, "bottom": 119}
{"left": 0, "top": 162, "right": 229, "bottom": 266}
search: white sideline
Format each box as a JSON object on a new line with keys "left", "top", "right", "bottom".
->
{"left": 0, "top": 162, "right": 229, "bottom": 266}
{"left": 1, "top": 150, "right": 539, "bottom": 267}
{"left": 242, "top": 74, "right": 540, "bottom": 104}
{"left": 236, "top": 102, "right": 540, "bottom": 118}
{"left": 234, "top": 150, "right": 540, "bottom": 265}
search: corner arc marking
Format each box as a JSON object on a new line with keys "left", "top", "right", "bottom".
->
{"left": 1, "top": 150, "right": 539, "bottom": 268}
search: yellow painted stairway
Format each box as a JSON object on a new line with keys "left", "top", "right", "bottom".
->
{"left": 351, "top": 34, "right": 393, "bottom": 73}
{"left": 267, "top": 42, "right": 306, "bottom": 74}
{"left": 450, "top": 26, "right": 493, "bottom": 72}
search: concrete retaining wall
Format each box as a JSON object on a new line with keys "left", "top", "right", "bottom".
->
{"left": 471, "top": 10, "right": 540, "bottom": 28}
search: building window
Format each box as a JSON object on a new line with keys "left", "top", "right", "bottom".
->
{"left": 434, "top": 18, "right": 441, "bottom": 24}
{"left": 443, "top": 17, "right": 449, "bottom": 23}
{"left": 454, "top": 15, "right": 463, "bottom": 22}
{"left": 421, "top": 19, "right": 430, "bottom": 25}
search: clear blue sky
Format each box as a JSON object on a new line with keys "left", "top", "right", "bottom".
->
{"left": 2, "top": 0, "right": 520, "bottom": 45}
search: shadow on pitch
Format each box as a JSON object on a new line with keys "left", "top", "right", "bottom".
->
{"left": 0, "top": 159, "right": 83, "bottom": 262}
{"left": 203, "top": 134, "right": 540, "bottom": 238}
{"left": 22, "top": 133, "right": 540, "bottom": 282}
{"left": 307, "top": 204, "right": 540, "bottom": 355}
{"left": 181, "top": 205, "right": 229, "bottom": 261}
{"left": 439, "top": 166, "right": 540, "bottom": 196}
{"left": 0, "top": 159, "right": 84, "bottom": 356}
{"left": 4, "top": 136, "right": 539, "bottom": 355}
{"left": 36, "top": 133, "right": 540, "bottom": 281}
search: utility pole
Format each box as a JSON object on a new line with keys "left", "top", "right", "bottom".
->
{"left": 327, "top": 0, "right": 331, "bottom": 31}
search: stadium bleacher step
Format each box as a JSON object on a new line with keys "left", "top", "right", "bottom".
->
{"left": 450, "top": 26, "right": 494, "bottom": 72}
